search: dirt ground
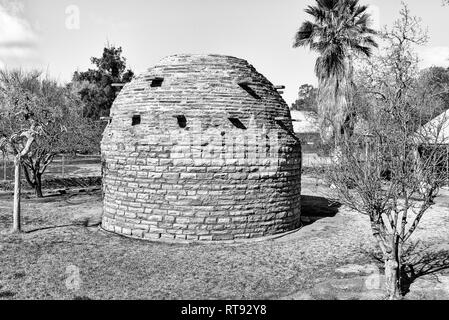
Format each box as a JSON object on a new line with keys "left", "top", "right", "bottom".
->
{"left": 0, "top": 174, "right": 448, "bottom": 300}
{"left": 1, "top": 159, "right": 100, "bottom": 181}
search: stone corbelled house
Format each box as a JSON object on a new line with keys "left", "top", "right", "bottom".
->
{"left": 101, "top": 54, "right": 302, "bottom": 242}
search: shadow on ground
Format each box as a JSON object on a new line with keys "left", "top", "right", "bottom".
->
{"left": 366, "top": 241, "right": 449, "bottom": 299}
{"left": 401, "top": 244, "right": 449, "bottom": 298}
{"left": 301, "top": 195, "right": 341, "bottom": 226}
{"left": 25, "top": 221, "right": 101, "bottom": 234}
{"left": 0, "top": 190, "right": 102, "bottom": 233}
{"left": 27, "top": 190, "right": 102, "bottom": 205}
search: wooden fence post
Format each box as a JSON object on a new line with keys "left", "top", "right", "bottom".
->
{"left": 2, "top": 152, "right": 6, "bottom": 181}
{"left": 62, "top": 154, "right": 65, "bottom": 179}
{"left": 13, "top": 155, "right": 21, "bottom": 232}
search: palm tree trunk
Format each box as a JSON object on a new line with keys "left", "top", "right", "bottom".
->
{"left": 340, "top": 56, "right": 356, "bottom": 139}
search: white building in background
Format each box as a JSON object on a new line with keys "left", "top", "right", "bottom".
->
{"left": 417, "top": 109, "right": 449, "bottom": 187}
{"left": 418, "top": 109, "right": 449, "bottom": 144}
{"left": 290, "top": 110, "right": 320, "bottom": 135}
{"left": 290, "top": 110, "right": 321, "bottom": 153}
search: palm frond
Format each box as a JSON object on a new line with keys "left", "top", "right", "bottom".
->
{"left": 293, "top": 21, "right": 317, "bottom": 48}
{"left": 305, "top": 5, "right": 327, "bottom": 23}
{"left": 316, "top": 0, "right": 340, "bottom": 11}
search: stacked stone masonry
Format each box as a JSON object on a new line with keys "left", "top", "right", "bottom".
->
{"left": 101, "top": 54, "right": 302, "bottom": 242}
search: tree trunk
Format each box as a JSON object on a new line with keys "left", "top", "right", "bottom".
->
{"left": 385, "top": 236, "right": 402, "bottom": 300}
{"left": 385, "top": 257, "right": 401, "bottom": 299}
{"left": 34, "top": 172, "right": 43, "bottom": 198}
{"left": 9, "top": 123, "right": 39, "bottom": 233}
{"left": 371, "top": 219, "right": 402, "bottom": 299}
{"left": 12, "top": 155, "right": 21, "bottom": 233}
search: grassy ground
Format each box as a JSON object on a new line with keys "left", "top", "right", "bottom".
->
{"left": 0, "top": 175, "right": 448, "bottom": 300}
{"left": 0, "top": 156, "right": 100, "bottom": 181}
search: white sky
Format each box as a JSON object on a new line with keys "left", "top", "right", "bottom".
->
{"left": 1, "top": 0, "right": 448, "bottom": 105}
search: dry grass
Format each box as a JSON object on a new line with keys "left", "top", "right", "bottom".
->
{"left": 0, "top": 175, "right": 448, "bottom": 300}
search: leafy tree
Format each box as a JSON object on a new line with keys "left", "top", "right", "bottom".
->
{"left": 0, "top": 70, "right": 41, "bottom": 232}
{"left": 293, "top": 0, "right": 378, "bottom": 142}
{"left": 291, "top": 84, "right": 318, "bottom": 112}
{"left": 415, "top": 66, "right": 449, "bottom": 124}
{"left": 0, "top": 70, "right": 101, "bottom": 199}
{"left": 71, "top": 45, "right": 134, "bottom": 119}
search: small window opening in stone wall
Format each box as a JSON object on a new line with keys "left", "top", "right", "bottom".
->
{"left": 150, "top": 77, "right": 164, "bottom": 87}
{"left": 132, "top": 115, "right": 141, "bottom": 126}
{"left": 174, "top": 115, "right": 187, "bottom": 128}
{"left": 229, "top": 117, "right": 247, "bottom": 130}
{"left": 238, "top": 79, "right": 261, "bottom": 100}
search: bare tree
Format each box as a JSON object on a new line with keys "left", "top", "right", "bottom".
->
{"left": 326, "top": 4, "right": 448, "bottom": 299}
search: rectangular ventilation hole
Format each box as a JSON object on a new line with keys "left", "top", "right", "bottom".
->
{"left": 150, "top": 77, "right": 164, "bottom": 87}
{"left": 237, "top": 80, "right": 261, "bottom": 100}
{"left": 228, "top": 118, "right": 247, "bottom": 130}
{"left": 174, "top": 115, "right": 187, "bottom": 128}
{"left": 132, "top": 115, "right": 141, "bottom": 126}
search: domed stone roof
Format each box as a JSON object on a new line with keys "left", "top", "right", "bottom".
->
{"left": 101, "top": 54, "right": 302, "bottom": 242}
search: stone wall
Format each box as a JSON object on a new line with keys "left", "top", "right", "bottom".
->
{"left": 101, "top": 54, "right": 302, "bottom": 242}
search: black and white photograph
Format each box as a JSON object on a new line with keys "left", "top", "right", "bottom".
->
{"left": 0, "top": 0, "right": 449, "bottom": 307}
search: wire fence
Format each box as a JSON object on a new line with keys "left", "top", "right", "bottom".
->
{"left": 0, "top": 153, "right": 101, "bottom": 181}
{"left": 1, "top": 153, "right": 327, "bottom": 180}
{"left": 1, "top": 151, "right": 447, "bottom": 186}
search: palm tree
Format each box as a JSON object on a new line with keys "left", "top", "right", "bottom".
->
{"left": 293, "top": 0, "right": 378, "bottom": 143}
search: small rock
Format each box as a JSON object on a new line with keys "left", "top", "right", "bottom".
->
{"left": 310, "top": 276, "right": 386, "bottom": 300}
